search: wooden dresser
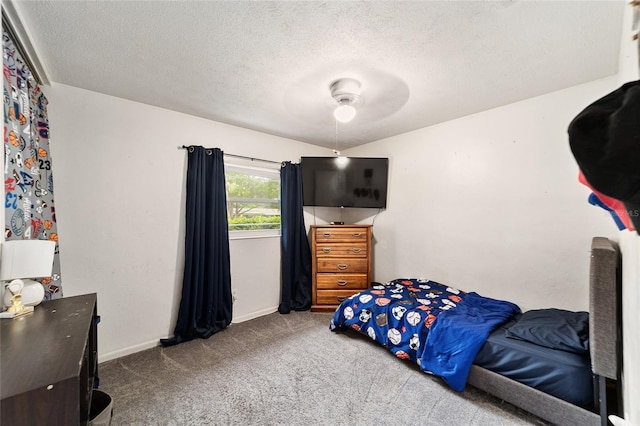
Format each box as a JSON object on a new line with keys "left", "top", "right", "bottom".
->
{"left": 311, "top": 224, "right": 372, "bottom": 312}
{"left": 1, "top": 293, "right": 98, "bottom": 425}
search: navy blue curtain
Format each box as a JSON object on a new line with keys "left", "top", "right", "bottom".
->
{"left": 278, "top": 162, "right": 312, "bottom": 313}
{"left": 161, "top": 146, "right": 232, "bottom": 346}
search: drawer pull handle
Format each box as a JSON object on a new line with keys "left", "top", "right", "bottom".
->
{"left": 337, "top": 296, "right": 347, "bottom": 302}
{"left": 351, "top": 248, "right": 361, "bottom": 253}
{"left": 323, "top": 232, "right": 331, "bottom": 237}
{"left": 352, "top": 232, "right": 362, "bottom": 237}
{"left": 322, "top": 248, "right": 332, "bottom": 253}
{"left": 337, "top": 280, "right": 348, "bottom": 286}
{"left": 337, "top": 264, "right": 349, "bottom": 270}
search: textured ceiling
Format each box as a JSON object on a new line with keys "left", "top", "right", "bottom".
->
{"left": 10, "top": 1, "right": 625, "bottom": 149}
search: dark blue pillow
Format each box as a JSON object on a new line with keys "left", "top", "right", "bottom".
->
{"left": 505, "top": 308, "right": 589, "bottom": 354}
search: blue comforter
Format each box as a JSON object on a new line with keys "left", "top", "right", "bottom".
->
{"left": 330, "top": 279, "right": 520, "bottom": 391}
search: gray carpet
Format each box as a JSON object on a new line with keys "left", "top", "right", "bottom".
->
{"left": 98, "top": 311, "right": 550, "bottom": 425}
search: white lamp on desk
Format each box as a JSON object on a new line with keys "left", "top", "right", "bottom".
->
{"left": 0, "top": 240, "right": 56, "bottom": 318}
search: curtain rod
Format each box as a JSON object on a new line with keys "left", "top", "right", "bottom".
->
{"left": 178, "top": 145, "right": 282, "bottom": 165}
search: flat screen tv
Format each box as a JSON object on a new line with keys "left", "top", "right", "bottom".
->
{"left": 301, "top": 157, "right": 389, "bottom": 208}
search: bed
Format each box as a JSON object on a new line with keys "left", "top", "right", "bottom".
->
{"left": 330, "top": 237, "right": 621, "bottom": 426}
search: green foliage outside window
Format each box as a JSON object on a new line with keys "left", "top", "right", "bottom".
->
{"left": 228, "top": 215, "right": 281, "bottom": 231}
{"left": 226, "top": 170, "right": 281, "bottom": 232}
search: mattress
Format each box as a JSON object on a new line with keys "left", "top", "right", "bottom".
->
{"left": 473, "top": 323, "right": 594, "bottom": 408}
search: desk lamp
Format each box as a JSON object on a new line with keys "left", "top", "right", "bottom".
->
{"left": 0, "top": 240, "right": 56, "bottom": 319}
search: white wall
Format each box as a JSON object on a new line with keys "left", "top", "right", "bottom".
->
{"left": 343, "top": 77, "right": 620, "bottom": 312}
{"left": 44, "top": 83, "right": 328, "bottom": 361}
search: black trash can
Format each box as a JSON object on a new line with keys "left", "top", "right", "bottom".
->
{"left": 89, "top": 389, "right": 113, "bottom": 426}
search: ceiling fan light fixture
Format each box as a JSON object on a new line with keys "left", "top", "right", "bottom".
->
{"left": 330, "top": 78, "right": 362, "bottom": 123}
{"left": 334, "top": 103, "right": 357, "bottom": 123}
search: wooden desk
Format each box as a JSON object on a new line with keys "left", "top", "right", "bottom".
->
{"left": 1, "top": 293, "right": 98, "bottom": 425}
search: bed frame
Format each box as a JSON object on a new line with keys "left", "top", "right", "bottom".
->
{"left": 467, "top": 237, "right": 622, "bottom": 426}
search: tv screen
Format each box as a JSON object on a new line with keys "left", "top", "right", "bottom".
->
{"left": 301, "top": 157, "right": 388, "bottom": 208}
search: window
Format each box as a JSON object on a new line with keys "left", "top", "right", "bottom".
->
{"left": 225, "top": 162, "right": 280, "bottom": 238}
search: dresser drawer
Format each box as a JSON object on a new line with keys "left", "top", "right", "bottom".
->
{"left": 315, "top": 227, "right": 368, "bottom": 243}
{"left": 317, "top": 258, "right": 368, "bottom": 273}
{"left": 316, "top": 289, "right": 363, "bottom": 305}
{"left": 316, "top": 243, "right": 367, "bottom": 258}
{"left": 316, "top": 274, "right": 368, "bottom": 290}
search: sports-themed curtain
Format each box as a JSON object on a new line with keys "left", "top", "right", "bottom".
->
{"left": 278, "top": 162, "right": 312, "bottom": 313}
{"left": 161, "top": 146, "right": 232, "bottom": 346}
{"left": 3, "top": 30, "right": 62, "bottom": 298}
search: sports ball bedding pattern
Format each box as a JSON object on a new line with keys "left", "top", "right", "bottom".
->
{"left": 330, "top": 278, "right": 520, "bottom": 391}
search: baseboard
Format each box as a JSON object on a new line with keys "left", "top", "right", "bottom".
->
{"left": 98, "top": 306, "right": 278, "bottom": 363}
{"left": 232, "top": 305, "right": 278, "bottom": 324}
{"left": 99, "top": 339, "right": 160, "bottom": 364}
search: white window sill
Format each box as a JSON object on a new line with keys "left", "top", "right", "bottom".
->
{"left": 229, "top": 230, "right": 281, "bottom": 240}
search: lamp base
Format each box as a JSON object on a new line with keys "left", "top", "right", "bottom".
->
{"left": 3, "top": 279, "right": 44, "bottom": 308}
{"left": 1, "top": 279, "right": 38, "bottom": 319}
{"left": 0, "top": 305, "right": 34, "bottom": 319}
{"left": 20, "top": 279, "right": 45, "bottom": 307}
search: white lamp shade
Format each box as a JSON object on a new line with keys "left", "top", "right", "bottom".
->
{"left": 333, "top": 104, "right": 357, "bottom": 123}
{"left": 0, "top": 240, "right": 56, "bottom": 281}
